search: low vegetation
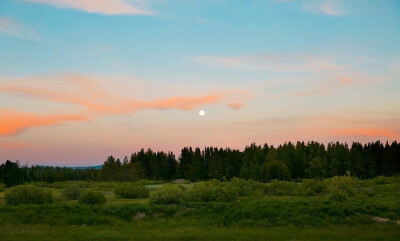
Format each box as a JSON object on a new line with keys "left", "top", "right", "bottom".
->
{"left": 61, "top": 186, "right": 81, "bottom": 200}
{"left": 0, "top": 176, "right": 398, "bottom": 240}
{"left": 78, "top": 191, "right": 106, "bottom": 205}
{"left": 114, "top": 184, "right": 150, "bottom": 199}
{"left": 4, "top": 185, "right": 53, "bottom": 205}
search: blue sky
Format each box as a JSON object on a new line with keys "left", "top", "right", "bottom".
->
{"left": 0, "top": 0, "right": 399, "bottom": 165}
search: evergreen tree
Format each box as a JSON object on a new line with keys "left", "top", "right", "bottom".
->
{"left": 3, "top": 160, "right": 22, "bottom": 187}
{"left": 189, "top": 148, "right": 206, "bottom": 181}
{"left": 208, "top": 153, "right": 224, "bottom": 179}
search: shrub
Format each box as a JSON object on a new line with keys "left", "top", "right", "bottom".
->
{"left": 324, "top": 176, "right": 357, "bottom": 201}
{"left": 184, "top": 180, "right": 239, "bottom": 203}
{"left": 0, "top": 184, "right": 5, "bottom": 192}
{"left": 265, "top": 180, "right": 298, "bottom": 196}
{"left": 150, "top": 186, "right": 184, "bottom": 205}
{"left": 300, "top": 179, "right": 326, "bottom": 196}
{"left": 228, "top": 178, "right": 266, "bottom": 197}
{"left": 61, "top": 186, "right": 81, "bottom": 200}
{"left": 78, "top": 191, "right": 106, "bottom": 204}
{"left": 5, "top": 185, "right": 53, "bottom": 205}
{"left": 114, "top": 184, "right": 150, "bottom": 199}
{"left": 372, "top": 176, "right": 391, "bottom": 185}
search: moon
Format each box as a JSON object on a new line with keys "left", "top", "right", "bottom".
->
{"left": 199, "top": 110, "right": 205, "bottom": 116}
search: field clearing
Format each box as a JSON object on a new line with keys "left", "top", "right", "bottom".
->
{"left": 0, "top": 177, "right": 399, "bottom": 240}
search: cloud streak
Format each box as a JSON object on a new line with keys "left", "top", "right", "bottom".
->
{"left": 0, "top": 109, "right": 90, "bottom": 136}
{"left": 272, "top": 0, "right": 347, "bottom": 16}
{"left": 304, "top": 0, "right": 346, "bottom": 16}
{"left": 0, "top": 17, "right": 41, "bottom": 40}
{"left": 20, "top": 0, "right": 152, "bottom": 15}
{"left": 0, "top": 74, "right": 244, "bottom": 136}
{"left": 196, "top": 54, "right": 343, "bottom": 72}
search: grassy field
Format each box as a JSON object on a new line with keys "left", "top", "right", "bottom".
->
{"left": 0, "top": 177, "right": 399, "bottom": 241}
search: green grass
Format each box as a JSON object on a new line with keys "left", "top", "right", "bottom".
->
{"left": 0, "top": 223, "right": 399, "bottom": 241}
{"left": 0, "top": 176, "right": 399, "bottom": 240}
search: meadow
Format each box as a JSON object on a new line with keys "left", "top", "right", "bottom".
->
{"left": 0, "top": 176, "right": 399, "bottom": 241}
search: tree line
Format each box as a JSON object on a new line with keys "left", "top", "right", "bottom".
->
{"left": 1, "top": 141, "right": 399, "bottom": 187}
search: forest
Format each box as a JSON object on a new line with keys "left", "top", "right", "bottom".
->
{"left": 1, "top": 141, "right": 399, "bottom": 186}
{"left": 1, "top": 141, "right": 400, "bottom": 241}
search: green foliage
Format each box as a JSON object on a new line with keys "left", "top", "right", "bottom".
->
{"left": 2, "top": 141, "right": 400, "bottom": 186}
{"left": 372, "top": 176, "right": 393, "bottom": 185}
{"left": 208, "top": 155, "right": 224, "bottom": 180}
{"left": 324, "top": 176, "right": 357, "bottom": 201}
{"left": 265, "top": 180, "right": 298, "bottom": 196}
{"left": 0, "top": 176, "right": 399, "bottom": 241}
{"left": 0, "top": 183, "right": 5, "bottom": 192}
{"left": 78, "top": 191, "right": 106, "bottom": 205}
{"left": 5, "top": 185, "right": 53, "bottom": 205}
{"left": 2, "top": 160, "right": 23, "bottom": 188}
{"left": 61, "top": 186, "right": 81, "bottom": 200}
{"left": 184, "top": 180, "right": 239, "bottom": 202}
{"left": 150, "top": 185, "right": 184, "bottom": 205}
{"left": 114, "top": 184, "right": 150, "bottom": 199}
{"left": 299, "top": 179, "right": 326, "bottom": 196}
{"left": 265, "top": 160, "right": 291, "bottom": 181}
{"left": 228, "top": 178, "right": 265, "bottom": 197}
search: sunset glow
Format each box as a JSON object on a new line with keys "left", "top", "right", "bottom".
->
{"left": 0, "top": 0, "right": 399, "bottom": 166}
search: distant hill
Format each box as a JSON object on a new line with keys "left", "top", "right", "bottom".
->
{"left": 69, "top": 165, "right": 102, "bottom": 170}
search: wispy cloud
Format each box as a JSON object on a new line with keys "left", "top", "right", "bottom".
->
{"left": 264, "top": 72, "right": 386, "bottom": 99}
{"left": 303, "top": 0, "right": 346, "bottom": 16}
{"left": 196, "top": 54, "right": 343, "bottom": 72}
{"left": 0, "top": 74, "right": 245, "bottom": 136}
{"left": 0, "top": 109, "right": 90, "bottom": 136}
{"left": 20, "top": 0, "right": 153, "bottom": 15}
{"left": 272, "top": 0, "right": 347, "bottom": 16}
{"left": 293, "top": 73, "right": 385, "bottom": 97}
{"left": 0, "top": 17, "right": 42, "bottom": 40}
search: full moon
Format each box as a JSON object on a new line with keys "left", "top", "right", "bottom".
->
{"left": 199, "top": 110, "right": 205, "bottom": 116}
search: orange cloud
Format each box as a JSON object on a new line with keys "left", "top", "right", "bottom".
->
{"left": 21, "top": 0, "right": 152, "bottom": 15}
{"left": 225, "top": 103, "right": 244, "bottom": 110}
{"left": 0, "top": 109, "right": 90, "bottom": 136}
{"left": 0, "top": 74, "right": 243, "bottom": 136}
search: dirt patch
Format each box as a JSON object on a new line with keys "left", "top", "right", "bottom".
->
{"left": 172, "top": 179, "right": 187, "bottom": 184}
{"left": 134, "top": 212, "right": 146, "bottom": 221}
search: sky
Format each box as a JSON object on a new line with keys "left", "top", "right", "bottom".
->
{"left": 0, "top": 0, "right": 399, "bottom": 166}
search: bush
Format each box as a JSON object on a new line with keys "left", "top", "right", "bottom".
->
{"left": 61, "top": 186, "right": 81, "bottom": 200}
{"left": 150, "top": 186, "right": 184, "bottom": 205}
{"left": 114, "top": 184, "right": 150, "bottom": 199}
{"left": 265, "top": 180, "right": 298, "bottom": 196}
{"left": 324, "top": 176, "right": 357, "bottom": 201}
{"left": 184, "top": 180, "right": 239, "bottom": 203}
{"left": 228, "top": 178, "right": 266, "bottom": 197}
{"left": 372, "top": 176, "right": 391, "bottom": 185}
{"left": 5, "top": 185, "right": 53, "bottom": 205}
{"left": 300, "top": 179, "right": 326, "bottom": 196}
{"left": 78, "top": 191, "right": 106, "bottom": 204}
{"left": 0, "top": 184, "right": 5, "bottom": 192}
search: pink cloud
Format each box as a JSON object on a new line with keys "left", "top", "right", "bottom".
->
{"left": 21, "top": 0, "right": 152, "bottom": 15}
{"left": 0, "top": 17, "right": 39, "bottom": 40}
{"left": 328, "top": 127, "right": 397, "bottom": 139}
{"left": 196, "top": 54, "right": 343, "bottom": 72}
{"left": 0, "top": 74, "right": 245, "bottom": 136}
